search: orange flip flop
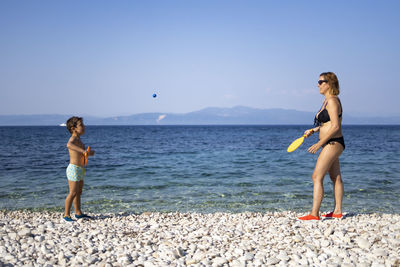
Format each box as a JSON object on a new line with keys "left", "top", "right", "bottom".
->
{"left": 298, "top": 214, "right": 320, "bottom": 221}
{"left": 322, "top": 212, "right": 343, "bottom": 219}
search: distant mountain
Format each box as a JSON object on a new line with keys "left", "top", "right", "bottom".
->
{"left": 0, "top": 114, "right": 72, "bottom": 126}
{"left": 1, "top": 106, "right": 399, "bottom": 125}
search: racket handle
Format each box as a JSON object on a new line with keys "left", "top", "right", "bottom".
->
{"left": 83, "top": 146, "right": 90, "bottom": 166}
{"left": 304, "top": 128, "right": 314, "bottom": 137}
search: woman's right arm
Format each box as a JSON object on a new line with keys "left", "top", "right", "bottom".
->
{"left": 304, "top": 126, "right": 320, "bottom": 138}
{"left": 312, "top": 126, "right": 320, "bottom": 133}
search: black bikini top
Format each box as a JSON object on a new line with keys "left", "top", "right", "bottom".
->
{"left": 314, "top": 98, "right": 342, "bottom": 127}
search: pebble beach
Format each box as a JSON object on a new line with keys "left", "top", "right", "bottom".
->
{"left": 1, "top": 211, "right": 399, "bottom": 267}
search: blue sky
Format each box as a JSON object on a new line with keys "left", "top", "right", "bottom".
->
{"left": 1, "top": 1, "right": 399, "bottom": 117}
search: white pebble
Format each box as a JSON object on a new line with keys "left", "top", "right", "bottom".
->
{"left": 213, "top": 256, "right": 228, "bottom": 266}
{"left": 17, "top": 228, "right": 31, "bottom": 237}
{"left": 8, "top": 232, "right": 17, "bottom": 240}
{"left": 373, "top": 248, "right": 387, "bottom": 257}
{"left": 266, "top": 257, "right": 280, "bottom": 265}
{"left": 244, "top": 252, "right": 255, "bottom": 261}
{"left": 321, "top": 239, "right": 330, "bottom": 247}
{"left": 324, "top": 226, "right": 334, "bottom": 237}
{"left": 356, "top": 237, "right": 371, "bottom": 249}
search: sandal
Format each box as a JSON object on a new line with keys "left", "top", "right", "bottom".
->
{"left": 63, "top": 215, "right": 75, "bottom": 222}
{"left": 75, "top": 213, "right": 92, "bottom": 219}
{"left": 298, "top": 214, "right": 320, "bottom": 221}
{"left": 322, "top": 212, "right": 343, "bottom": 219}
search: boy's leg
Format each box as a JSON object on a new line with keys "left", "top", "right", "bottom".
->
{"left": 73, "top": 180, "right": 84, "bottom": 215}
{"left": 65, "top": 180, "right": 79, "bottom": 217}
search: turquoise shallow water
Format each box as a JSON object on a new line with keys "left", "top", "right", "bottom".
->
{"left": 0, "top": 125, "right": 399, "bottom": 214}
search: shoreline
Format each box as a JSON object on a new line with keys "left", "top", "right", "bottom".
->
{"left": 1, "top": 211, "right": 399, "bottom": 266}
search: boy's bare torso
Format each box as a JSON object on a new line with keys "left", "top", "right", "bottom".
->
{"left": 68, "top": 136, "right": 85, "bottom": 167}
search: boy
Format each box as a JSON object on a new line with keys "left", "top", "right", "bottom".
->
{"left": 64, "top": 117, "right": 95, "bottom": 221}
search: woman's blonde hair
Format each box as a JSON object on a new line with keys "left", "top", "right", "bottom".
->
{"left": 320, "top": 72, "right": 340, "bottom": 95}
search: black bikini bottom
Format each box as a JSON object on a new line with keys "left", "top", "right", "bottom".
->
{"left": 324, "top": 136, "right": 345, "bottom": 150}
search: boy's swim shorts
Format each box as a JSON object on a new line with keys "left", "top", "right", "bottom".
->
{"left": 66, "top": 164, "right": 85, "bottom": 182}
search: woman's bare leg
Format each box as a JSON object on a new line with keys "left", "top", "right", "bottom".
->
{"left": 310, "top": 143, "right": 343, "bottom": 216}
{"left": 329, "top": 158, "right": 343, "bottom": 214}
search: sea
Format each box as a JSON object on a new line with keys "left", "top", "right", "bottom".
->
{"left": 0, "top": 125, "right": 399, "bottom": 214}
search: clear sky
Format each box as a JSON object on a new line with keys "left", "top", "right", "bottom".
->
{"left": 1, "top": 0, "right": 399, "bottom": 117}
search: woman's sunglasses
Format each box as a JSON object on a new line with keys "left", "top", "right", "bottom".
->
{"left": 318, "top": 80, "right": 328, "bottom": 85}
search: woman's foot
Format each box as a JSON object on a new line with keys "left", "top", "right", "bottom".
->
{"left": 298, "top": 214, "right": 320, "bottom": 220}
{"left": 322, "top": 212, "right": 343, "bottom": 218}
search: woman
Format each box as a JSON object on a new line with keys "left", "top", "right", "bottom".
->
{"left": 299, "top": 72, "right": 345, "bottom": 221}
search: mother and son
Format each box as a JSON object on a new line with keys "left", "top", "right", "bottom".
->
{"left": 63, "top": 72, "right": 345, "bottom": 222}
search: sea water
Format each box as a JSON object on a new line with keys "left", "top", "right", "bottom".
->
{"left": 0, "top": 125, "right": 399, "bottom": 214}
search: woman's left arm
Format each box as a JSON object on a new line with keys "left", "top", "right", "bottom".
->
{"left": 308, "top": 99, "right": 341, "bottom": 153}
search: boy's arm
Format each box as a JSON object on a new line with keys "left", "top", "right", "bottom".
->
{"left": 67, "top": 138, "right": 86, "bottom": 154}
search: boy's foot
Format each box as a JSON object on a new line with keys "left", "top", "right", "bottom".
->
{"left": 322, "top": 212, "right": 343, "bottom": 219}
{"left": 298, "top": 214, "right": 320, "bottom": 221}
{"left": 63, "top": 216, "right": 75, "bottom": 222}
{"left": 75, "top": 213, "right": 92, "bottom": 219}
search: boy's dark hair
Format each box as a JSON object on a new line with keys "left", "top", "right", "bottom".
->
{"left": 66, "top": 117, "right": 83, "bottom": 134}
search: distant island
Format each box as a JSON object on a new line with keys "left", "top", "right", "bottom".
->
{"left": 1, "top": 106, "right": 399, "bottom": 126}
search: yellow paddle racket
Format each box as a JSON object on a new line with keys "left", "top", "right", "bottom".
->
{"left": 287, "top": 129, "right": 313, "bottom": 152}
